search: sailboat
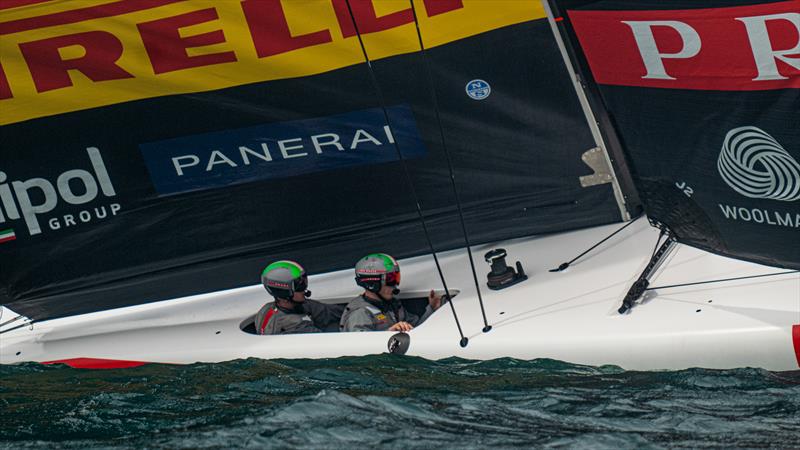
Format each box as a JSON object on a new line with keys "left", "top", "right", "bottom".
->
{"left": 1, "top": 0, "right": 798, "bottom": 371}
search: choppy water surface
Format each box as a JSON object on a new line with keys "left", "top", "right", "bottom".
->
{"left": 2, "top": 356, "right": 799, "bottom": 449}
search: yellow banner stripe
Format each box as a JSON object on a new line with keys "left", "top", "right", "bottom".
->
{"left": 0, "top": 0, "right": 544, "bottom": 125}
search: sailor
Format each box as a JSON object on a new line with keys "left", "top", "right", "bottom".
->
{"left": 255, "top": 260, "right": 344, "bottom": 335}
{"left": 340, "top": 253, "right": 442, "bottom": 332}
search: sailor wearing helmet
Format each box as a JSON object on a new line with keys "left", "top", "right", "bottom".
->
{"left": 255, "top": 260, "right": 344, "bottom": 335}
{"left": 340, "top": 253, "right": 442, "bottom": 332}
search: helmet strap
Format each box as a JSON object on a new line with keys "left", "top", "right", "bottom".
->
{"left": 287, "top": 288, "right": 310, "bottom": 311}
{"left": 377, "top": 288, "right": 394, "bottom": 302}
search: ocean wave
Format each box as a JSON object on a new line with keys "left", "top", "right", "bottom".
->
{"left": 2, "top": 356, "right": 799, "bottom": 449}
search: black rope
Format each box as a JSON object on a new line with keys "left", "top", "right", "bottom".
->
{"left": 0, "top": 315, "right": 34, "bottom": 335}
{"left": 0, "top": 320, "right": 33, "bottom": 335}
{"left": 646, "top": 270, "right": 799, "bottom": 291}
{"left": 550, "top": 215, "right": 642, "bottom": 272}
{"left": 343, "top": 0, "right": 468, "bottom": 347}
{"left": 408, "top": 0, "right": 491, "bottom": 334}
{"left": 0, "top": 314, "right": 23, "bottom": 329}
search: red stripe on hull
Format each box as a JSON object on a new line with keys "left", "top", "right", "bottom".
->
{"left": 793, "top": 325, "right": 800, "bottom": 368}
{"left": 43, "top": 357, "right": 147, "bottom": 369}
{"left": 0, "top": 235, "right": 15, "bottom": 243}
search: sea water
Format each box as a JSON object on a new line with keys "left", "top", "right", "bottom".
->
{"left": 2, "top": 356, "right": 799, "bottom": 449}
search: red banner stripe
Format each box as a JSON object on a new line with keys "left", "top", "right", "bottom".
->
{"left": 43, "top": 357, "right": 147, "bottom": 369}
{"left": 0, "top": 0, "right": 187, "bottom": 35}
{"left": 793, "top": 325, "right": 800, "bottom": 368}
{"left": 0, "top": 0, "right": 53, "bottom": 11}
{"left": 568, "top": 1, "right": 800, "bottom": 91}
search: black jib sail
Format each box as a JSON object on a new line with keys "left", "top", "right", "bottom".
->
{"left": 548, "top": 0, "right": 800, "bottom": 269}
{"left": 0, "top": 1, "right": 626, "bottom": 321}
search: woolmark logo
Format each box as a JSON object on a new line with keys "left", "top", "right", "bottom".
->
{"left": 717, "top": 126, "right": 800, "bottom": 202}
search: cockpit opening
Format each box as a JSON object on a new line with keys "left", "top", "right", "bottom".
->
{"left": 240, "top": 290, "right": 459, "bottom": 335}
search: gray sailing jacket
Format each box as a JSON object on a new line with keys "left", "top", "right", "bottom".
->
{"left": 339, "top": 295, "right": 433, "bottom": 332}
{"left": 255, "top": 299, "right": 345, "bottom": 335}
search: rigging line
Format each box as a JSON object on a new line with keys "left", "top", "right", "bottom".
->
{"left": 646, "top": 270, "right": 799, "bottom": 291}
{"left": 343, "top": 0, "right": 467, "bottom": 347}
{"left": 0, "top": 319, "right": 34, "bottom": 335}
{"left": 408, "top": 0, "right": 491, "bottom": 333}
{"left": 550, "top": 214, "right": 642, "bottom": 272}
{"left": 0, "top": 314, "right": 23, "bottom": 329}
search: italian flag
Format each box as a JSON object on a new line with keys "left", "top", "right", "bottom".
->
{"left": 0, "top": 228, "right": 16, "bottom": 244}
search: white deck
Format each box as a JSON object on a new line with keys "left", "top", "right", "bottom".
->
{"left": 2, "top": 219, "right": 798, "bottom": 371}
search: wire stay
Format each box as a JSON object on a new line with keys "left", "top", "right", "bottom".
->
{"left": 408, "top": 0, "right": 492, "bottom": 333}
{"left": 647, "top": 270, "right": 799, "bottom": 291}
{"left": 343, "top": 0, "right": 468, "bottom": 347}
{"left": 550, "top": 214, "right": 642, "bottom": 272}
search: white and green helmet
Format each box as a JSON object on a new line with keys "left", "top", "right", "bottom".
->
{"left": 261, "top": 260, "right": 308, "bottom": 299}
{"left": 355, "top": 253, "right": 400, "bottom": 293}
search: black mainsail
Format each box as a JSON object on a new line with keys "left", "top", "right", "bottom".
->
{"left": 0, "top": 1, "right": 626, "bottom": 321}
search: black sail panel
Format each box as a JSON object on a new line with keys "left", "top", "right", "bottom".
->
{"left": 351, "top": 3, "right": 624, "bottom": 250}
{"left": 550, "top": 0, "right": 800, "bottom": 269}
{"left": 0, "top": 1, "right": 622, "bottom": 321}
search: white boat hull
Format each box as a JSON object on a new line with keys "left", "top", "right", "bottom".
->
{"left": 2, "top": 219, "right": 798, "bottom": 371}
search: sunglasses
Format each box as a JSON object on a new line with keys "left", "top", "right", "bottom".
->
{"left": 293, "top": 276, "right": 308, "bottom": 292}
{"left": 385, "top": 271, "right": 401, "bottom": 286}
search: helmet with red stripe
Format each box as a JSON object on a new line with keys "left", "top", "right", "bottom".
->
{"left": 354, "top": 253, "right": 400, "bottom": 294}
{"left": 261, "top": 260, "right": 308, "bottom": 300}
